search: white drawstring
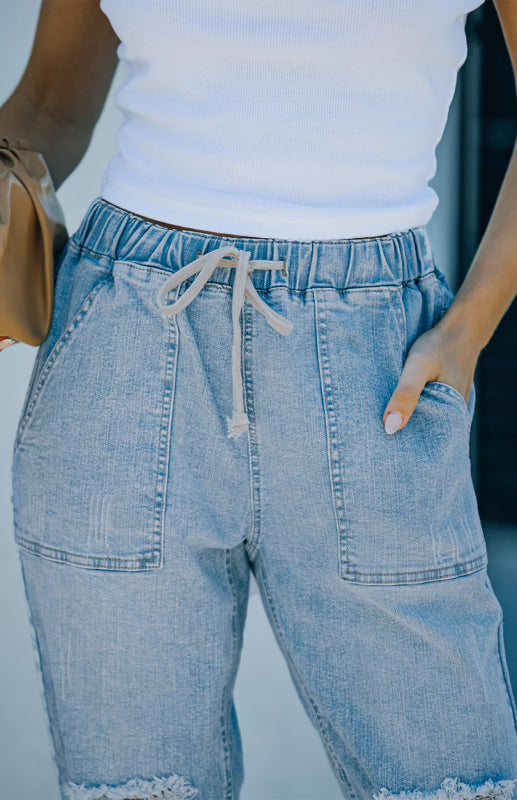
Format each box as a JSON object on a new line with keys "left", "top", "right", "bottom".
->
{"left": 156, "top": 246, "right": 293, "bottom": 439}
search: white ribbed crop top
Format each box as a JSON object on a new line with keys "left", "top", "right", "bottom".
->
{"left": 98, "top": 0, "right": 485, "bottom": 240}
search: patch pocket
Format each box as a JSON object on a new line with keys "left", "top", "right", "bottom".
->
{"left": 12, "top": 259, "right": 179, "bottom": 571}
{"left": 424, "top": 379, "right": 476, "bottom": 432}
{"left": 13, "top": 245, "right": 112, "bottom": 452}
{"left": 316, "top": 286, "right": 487, "bottom": 586}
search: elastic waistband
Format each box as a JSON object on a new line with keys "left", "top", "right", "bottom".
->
{"left": 72, "top": 197, "right": 437, "bottom": 292}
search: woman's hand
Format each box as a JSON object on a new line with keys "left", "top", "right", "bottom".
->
{"left": 382, "top": 319, "right": 481, "bottom": 435}
{"left": 380, "top": 0, "right": 517, "bottom": 436}
{"left": 0, "top": 336, "right": 18, "bottom": 352}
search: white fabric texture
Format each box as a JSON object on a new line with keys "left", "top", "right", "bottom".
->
{"left": 99, "top": 0, "right": 485, "bottom": 240}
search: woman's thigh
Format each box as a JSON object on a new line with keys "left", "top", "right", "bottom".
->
{"left": 11, "top": 197, "right": 517, "bottom": 800}
{"left": 245, "top": 225, "right": 517, "bottom": 800}
{"left": 11, "top": 198, "right": 258, "bottom": 800}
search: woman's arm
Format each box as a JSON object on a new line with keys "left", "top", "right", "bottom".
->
{"left": 0, "top": 0, "right": 120, "bottom": 190}
{"left": 382, "top": 0, "right": 517, "bottom": 434}
{"left": 438, "top": 0, "right": 517, "bottom": 352}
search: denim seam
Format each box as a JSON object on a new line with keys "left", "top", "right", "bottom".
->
{"left": 13, "top": 338, "right": 47, "bottom": 452}
{"left": 85, "top": 252, "right": 436, "bottom": 295}
{"left": 160, "top": 278, "right": 435, "bottom": 295}
{"left": 18, "top": 554, "right": 67, "bottom": 788}
{"left": 58, "top": 238, "right": 82, "bottom": 259}
{"left": 242, "top": 305, "right": 261, "bottom": 559}
{"left": 165, "top": 278, "right": 431, "bottom": 295}
{"left": 68, "top": 241, "right": 116, "bottom": 270}
{"left": 253, "top": 551, "right": 359, "bottom": 800}
{"left": 431, "top": 261, "right": 455, "bottom": 298}
{"left": 339, "top": 554, "right": 488, "bottom": 584}
{"left": 496, "top": 612, "right": 517, "bottom": 736}
{"left": 113, "top": 258, "right": 183, "bottom": 278}
{"left": 12, "top": 531, "right": 162, "bottom": 570}
{"left": 220, "top": 549, "right": 238, "bottom": 800}
{"left": 13, "top": 285, "right": 180, "bottom": 572}
{"left": 314, "top": 288, "right": 488, "bottom": 586}
{"left": 313, "top": 291, "right": 351, "bottom": 579}
{"left": 13, "top": 245, "right": 111, "bottom": 448}
{"left": 152, "top": 310, "right": 179, "bottom": 571}
{"left": 392, "top": 285, "right": 407, "bottom": 367}
{"left": 191, "top": 281, "right": 430, "bottom": 296}
{"left": 13, "top": 278, "right": 111, "bottom": 455}
{"left": 424, "top": 382, "right": 471, "bottom": 425}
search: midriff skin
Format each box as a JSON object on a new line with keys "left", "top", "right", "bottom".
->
{"left": 116, "top": 204, "right": 379, "bottom": 239}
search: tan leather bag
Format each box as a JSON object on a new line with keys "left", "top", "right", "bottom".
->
{"left": 0, "top": 135, "right": 69, "bottom": 351}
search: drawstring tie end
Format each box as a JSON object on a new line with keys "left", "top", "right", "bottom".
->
{"left": 157, "top": 245, "right": 291, "bottom": 441}
{"left": 227, "top": 410, "right": 250, "bottom": 439}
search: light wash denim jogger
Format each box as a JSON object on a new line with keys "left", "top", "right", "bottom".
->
{"left": 11, "top": 197, "right": 517, "bottom": 800}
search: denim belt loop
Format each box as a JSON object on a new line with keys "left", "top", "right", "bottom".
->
{"left": 156, "top": 246, "right": 293, "bottom": 438}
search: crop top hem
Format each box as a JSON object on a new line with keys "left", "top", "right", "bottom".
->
{"left": 100, "top": 178, "right": 438, "bottom": 241}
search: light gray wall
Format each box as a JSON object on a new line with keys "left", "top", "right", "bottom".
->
{"left": 0, "top": 3, "right": 461, "bottom": 798}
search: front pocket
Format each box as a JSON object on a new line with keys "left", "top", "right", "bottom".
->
{"left": 425, "top": 380, "right": 476, "bottom": 431}
{"left": 12, "top": 261, "right": 179, "bottom": 571}
{"left": 13, "top": 278, "right": 110, "bottom": 452}
{"left": 316, "top": 287, "right": 487, "bottom": 586}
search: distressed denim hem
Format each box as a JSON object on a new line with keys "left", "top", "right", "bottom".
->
{"left": 373, "top": 777, "right": 517, "bottom": 800}
{"left": 62, "top": 773, "right": 199, "bottom": 800}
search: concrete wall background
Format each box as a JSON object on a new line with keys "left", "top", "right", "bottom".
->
{"left": 0, "top": 3, "right": 467, "bottom": 798}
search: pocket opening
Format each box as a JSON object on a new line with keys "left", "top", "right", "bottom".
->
{"left": 13, "top": 277, "right": 112, "bottom": 455}
{"left": 11, "top": 267, "right": 180, "bottom": 571}
{"left": 315, "top": 285, "right": 486, "bottom": 587}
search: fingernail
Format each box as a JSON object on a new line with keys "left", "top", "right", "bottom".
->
{"left": 384, "top": 411, "right": 403, "bottom": 435}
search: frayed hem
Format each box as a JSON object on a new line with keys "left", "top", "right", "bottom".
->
{"left": 373, "top": 777, "right": 517, "bottom": 800}
{"left": 62, "top": 773, "right": 199, "bottom": 800}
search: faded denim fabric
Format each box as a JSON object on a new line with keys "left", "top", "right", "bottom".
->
{"left": 11, "top": 197, "right": 517, "bottom": 800}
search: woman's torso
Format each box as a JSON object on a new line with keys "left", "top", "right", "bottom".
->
{"left": 99, "top": 0, "right": 486, "bottom": 240}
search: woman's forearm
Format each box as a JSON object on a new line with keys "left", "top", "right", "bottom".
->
{"left": 382, "top": 135, "right": 517, "bottom": 431}
{"left": 436, "top": 136, "right": 517, "bottom": 353}
{"left": 0, "top": 88, "right": 90, "bottom": 191}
